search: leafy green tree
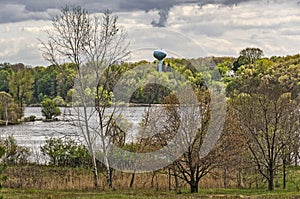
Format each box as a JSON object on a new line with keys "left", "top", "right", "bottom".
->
{"left": 41, "top": 98, "right": 61, "bottom": 120}
{"left": 233, "top": 47, "right": 264, "bottom": 71}
{"left": 0, "top": 69, "right": 10, "bottom": 93}
{"left": 239, "top": 47, "right": 264, "bottom": 63}
{"left": 0, "top": 91, "right": 21, "bottom": 124}
{"left": 32, "top": 65, "right": 58, "bottom": 104}
{"left": 8, "top": 64, "right": 33, "bottom": 114}
{"left": 0, "top": 92, "right": 13, "bottom": 125}
{"left": 56, "top": 63, "right": 76, "bottom": 101}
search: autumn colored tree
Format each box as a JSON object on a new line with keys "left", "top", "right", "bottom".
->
{"left": 229, "top": 58, "right": 300, "bottom": 191}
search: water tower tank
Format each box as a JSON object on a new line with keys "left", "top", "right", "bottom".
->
{"left": 153, "top": 49, "right": 167, "bottom": 60}
{"left": 153, "top": 49, "right": 167, "bottom": 72}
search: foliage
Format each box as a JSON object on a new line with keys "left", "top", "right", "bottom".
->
{"left": 1, "top": 135, "right": 30, "bottom": 165}
{"left": 0, "top": 91, "right": 22, "bottom": 124}
{"left": 40, "top": 137, "right": 91, "bottom": 168}
{"left": 233, "top": 47, "right": 264, "bottom": 71}
{"left": 0, "top": 68, "right": 10, "bottom": 93}
{"left": 0, "top": 144, "right": 7, "bottom": 198}
{"left": 52, "top": 96, "right": 66, "bottom": 107}
{"left": 41, "top": 98, "right": 61, "bottom": 120}
{"left": 228, "top": 56, "right": 300, "bottom": 191}
{"left": 8, "top": 63, "right": 33, "bottom": 114}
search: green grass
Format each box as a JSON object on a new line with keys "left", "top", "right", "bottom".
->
{"left": 1, "top": 188, "right": 300, "bottom": 199}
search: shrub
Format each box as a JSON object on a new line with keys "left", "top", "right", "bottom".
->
{"left": 41, "top": 137, "right": 91, "bottom": 168}
{"left": 41, "top": 98, "right": 61, "bottom": 120}
{"left": 0, "top": 144, "right": 7, "bottom": 198}
{"left": 1, "top": 135, "right": 30, "bottom": 165}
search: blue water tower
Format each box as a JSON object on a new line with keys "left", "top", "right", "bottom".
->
{"left": 153, "top": 49, "right": 167, "bottom": 72}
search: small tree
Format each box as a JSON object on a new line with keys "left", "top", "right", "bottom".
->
{"left": 41, "top": 98, "right": 61, "bottom": 120}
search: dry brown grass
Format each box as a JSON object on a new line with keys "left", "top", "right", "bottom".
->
{"left": 4, "top": 165, "right": 237, "bottom": 190}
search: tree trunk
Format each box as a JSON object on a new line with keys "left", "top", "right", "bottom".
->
{"left": 92, "top": 154, "right": 99, "bottom": 187}
{"left": 5, "top": 107, "right": 8, "bottom": 126}
{"left": 151, "top": 172, "right": 155, "bottom": 188}
{"left": 168, "top": 168, "right": 171, "bottom": 191}
{"left": 295, "top": 150, "right": 299, "bottom": 166}
{"left": 268, "top": 168, "right": 274, "bottom": 191}
{"left": 223, "top": 168, "right": 228, "bottom": 188}
{"left": 174, "top": 169, "right": 180, "bottom": 193}
{"left": 283, "top": 158, "right": 287, "bottom": 189}
{"left": 103, "top": 153, "right": 113, "bottom": 188}
{"left": 129, "top": 172, "right": 135, "bottom": 188}
{"left": 236, "top": 170, "right": 243, "bottom": 188}
{"left": 190, "top": 181, "right": 199, "bottom": 193}
{"left": 106, "top": 167, "right": 113, "bottom": 188}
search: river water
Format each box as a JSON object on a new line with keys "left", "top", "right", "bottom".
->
{"left": 0, "top": 106, "right": 149, "bottom": 155}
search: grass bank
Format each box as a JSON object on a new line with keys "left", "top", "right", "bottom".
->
{"left": 1, "top": 188, "right": 300, "bottom": 199}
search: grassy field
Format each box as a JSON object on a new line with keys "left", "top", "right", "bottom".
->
{"left": 2, "top": 165, "right": 300, "bottom": 198}
{"left": 2, "top": 188, "right": 300, "bottom": 199}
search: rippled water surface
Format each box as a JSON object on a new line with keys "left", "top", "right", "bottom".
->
{"left": 0, "top": 107, "right": 149, "bottom": 149}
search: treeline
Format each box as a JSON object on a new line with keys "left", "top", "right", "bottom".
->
{"left": 0, "top": 57, "right": 223, "bottom": 122}
{"left": 0, "top": 63, "right": 76, "bottom": 106}
{"left": 0, "top": 56, "right": 233, "bottom": 106}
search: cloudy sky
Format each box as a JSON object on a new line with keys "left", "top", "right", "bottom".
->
{"left": 0, "top": 0, "right": 299, "bottom": 66}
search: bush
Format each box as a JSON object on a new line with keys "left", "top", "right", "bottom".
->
{"left": 41, "top": 137, "right": 91, "bottom": 168}
{"left": 41, "top": 98, "right": 61, "bottom": 120}
{"left": 0, "top": 144, "right": 7, "bottom": 198}
{"left": 1, "top": 135, "right": 30, "bottom": 165}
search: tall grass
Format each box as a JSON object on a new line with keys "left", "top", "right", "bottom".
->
{"left": 3, "top": 165, "right": 227, "bottom": 190}
{"left": 3, "top": 164, "right": 300, "bottom": 193}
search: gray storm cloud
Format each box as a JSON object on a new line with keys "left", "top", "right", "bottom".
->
{"left": 151, "top": 9, "right": 170, "bottom": 27}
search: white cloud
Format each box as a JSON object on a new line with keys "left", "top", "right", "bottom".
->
{"left": 0, "top": 20, "right": 51, "bottom": 66}
{"left": 0, "top": 1, "right": 299, "bottom": 66}
{"left": 165, "top": 1, "right": 300, "bottom": 57}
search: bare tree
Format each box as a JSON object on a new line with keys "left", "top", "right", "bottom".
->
{"left": 137, "top": 87, "right": 222, "bottom": 193}
{"left": 167, "top": 89, "right": 222, "bottom": 193}
{"left": 216, "top": 103, "right": 249, "bottom": 188}
{"left": 40, "top": 5, "right": 129, "bottom": 188}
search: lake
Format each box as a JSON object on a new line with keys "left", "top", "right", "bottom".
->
{"left": 0, "top": 106, "right": 150, "bottom": 161}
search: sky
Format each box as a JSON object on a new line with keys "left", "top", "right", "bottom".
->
{"left": 0, "top": 0, "right": 299, "bottom": 66}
